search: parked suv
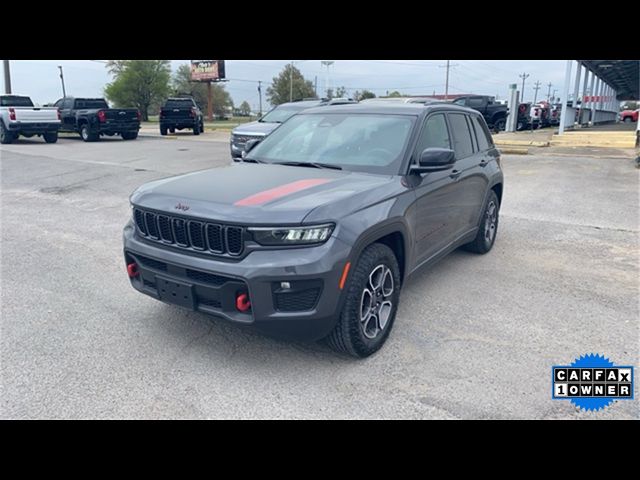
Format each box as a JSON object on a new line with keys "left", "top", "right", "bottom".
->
{"left": 230, "top": 98, "right": 356, "bottom": 159}
{"left": 159, "top": 97, "right": 204, "bottom": 136}
{"left": 124, "top": 103, "right": 503, "bottom": 357}
{"left": 452, "top": 95, "right": 508, "bottom": 131}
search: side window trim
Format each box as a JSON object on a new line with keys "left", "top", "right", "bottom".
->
{"left": 466, "top": 115, "right": 479, "bottom": 153}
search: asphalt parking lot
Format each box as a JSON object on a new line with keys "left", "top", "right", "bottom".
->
{"left": 1, "top": 132, "right": 638, "bottom": 419}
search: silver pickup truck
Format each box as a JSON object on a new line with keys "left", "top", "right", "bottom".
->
{"left": 0, "top": 95, "right": 61, "bottom": 144}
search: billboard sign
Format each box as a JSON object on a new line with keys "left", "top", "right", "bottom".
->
{"left": 190, "top": 60, "right": 226, "bottom": 82}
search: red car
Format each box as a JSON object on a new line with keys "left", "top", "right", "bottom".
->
{"left": 620, "top": 109, "right": 639, "bottom": 123}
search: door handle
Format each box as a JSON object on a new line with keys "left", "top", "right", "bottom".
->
{"left": 479, "top": 160, "right": 488, "bottom": 167}
{"left": 449, "top": 169, "right": 461, "bottom": 180}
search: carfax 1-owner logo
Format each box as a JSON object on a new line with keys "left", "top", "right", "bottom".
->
{"left": 552, "top": 353, "right": 634, "bottom": 411}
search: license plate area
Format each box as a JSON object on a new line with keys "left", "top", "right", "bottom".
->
{"left": 156, "top": 275, "right": 195, "bottom": 309}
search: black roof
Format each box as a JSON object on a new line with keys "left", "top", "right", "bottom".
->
{"left": 300, "top": 102, "right": 473, "bottom": 116}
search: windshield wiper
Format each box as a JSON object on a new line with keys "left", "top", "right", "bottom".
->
{"left": 242, "top": 157, "right": 265, "bottom": 163}
{"left": 274, "top": 161, "right": 342, "bottom": 170}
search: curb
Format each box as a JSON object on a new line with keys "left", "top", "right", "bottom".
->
{"left": 499, "top": 147, "right": 529, "bottom": 155}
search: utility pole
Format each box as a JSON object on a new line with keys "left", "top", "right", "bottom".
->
{"left": 58, "top": 65, "right": 66, "bottom": 98}
{"left": 257, "top": 81, "right": 262, "bottom": 117}
{"left": 3, "top": 60, "right": 11, "bottom": 94}
{"left": 546, "top": 82, "right": 552, "bottom": 101}
{"left": 519, "top": 72, "right": 530, "bottom": 103}
{"left": 206, "top": 81, "right": 213, "bottom": 121}
{"left": 532, "top": 80, "right": 541, "bottom": 104}
{"left": 314, "top": 76, "right": 317, "bottom": 98}
{"left": 439, "top": 60, "right": 458, "bottom": 100}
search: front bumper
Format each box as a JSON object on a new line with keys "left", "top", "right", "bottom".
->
{"left": 123, "top": 221, "right": 351, "bottom": 340}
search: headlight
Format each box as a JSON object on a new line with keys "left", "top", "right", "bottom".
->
{"left": 249, "top": 224, "right": 334, "bottom": 246}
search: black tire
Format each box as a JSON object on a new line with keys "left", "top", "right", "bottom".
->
{"left": 169, "top": 127, "right": 175, "bottom": 133}
{"left": 43, "top": 131, "right": 58, "bottom": 143}
{"left": 0, "top": 122, "right": 15, "bottom": 144}
{"left": 121, "top": 131, "right": 138, "bottom": 140}
{"left": 193, "top": 123, "right": 200, "bottom": 135}
{"left": 326, "top": 243, "right": 401, "bottom": 358}
{"left": 160, "top": 125, "right": 168, "bottom": 136}
{"left": 493, "top": 118, "right": 506, "bottom": 132}
{"left": 463, "top": 190, "right": 499, "bottom": 254}
{"left": 80, "top": 123, "right": 98, "bottom": 142}
{"left": 200, "top": 121, "right": 205, "bottom": 133}
{"left": 624, "top": 116, "right": 632, "bottom": 123}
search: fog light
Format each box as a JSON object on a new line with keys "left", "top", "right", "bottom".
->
{"left": 280, "top": 281, "right": 291, "bottom": 290}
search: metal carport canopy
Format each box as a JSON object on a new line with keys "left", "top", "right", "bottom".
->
{"left": 580, "top": 60, "right": 639, "bottom": 100}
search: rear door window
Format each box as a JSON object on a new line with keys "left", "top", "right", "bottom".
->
{"left": 470, "top": 115, "right": 493, "bottom": 151}
{"left": 447, "top": 113, "right": 474, "bottom": 159}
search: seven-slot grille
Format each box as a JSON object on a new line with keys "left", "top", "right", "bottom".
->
{"left": 133, "top": 207, "right": 244, "bottom": 256}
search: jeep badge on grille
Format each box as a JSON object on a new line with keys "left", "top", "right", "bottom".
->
{"left": 175, "top": 203, "right": 190, "bottom": 211}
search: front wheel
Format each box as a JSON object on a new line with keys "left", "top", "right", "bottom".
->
{"left": 493, "top": 118, "right": 506, "bottom": 132}
{"left": 43, "top": 131, "right": 58, "bottom": 143}
{"left": 463, "top": 190, "right": 499, "bottom": 254}
{"left": 326, "top": 243, "right": 401, "bottom": 358}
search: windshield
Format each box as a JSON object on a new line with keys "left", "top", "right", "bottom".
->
{"left": 260, "top": 107, "right": 302, "bottom": 123}
{"left": 75, "top": 99, "right": 109, "bottom": 109}
{"left": 247, "top": 113, "right": 414, "bottom": 175}
{"left": 1, "top": 96, "right": 34, "bottom": 107}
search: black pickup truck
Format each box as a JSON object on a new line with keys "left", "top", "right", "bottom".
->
{"left": 159, "top": 97, "right": 204, "bottom": 136}
{"left": 452, "top": 96, "right": 508, "bottom": 131}
{"left": 54, "top": 97, "right": 140, "bottom": 142}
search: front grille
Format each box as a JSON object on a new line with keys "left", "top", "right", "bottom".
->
{"left": 135, "top": 254, "right": 168, "bottom": 271}
{"left": 133, "top": 208, "right": 245, "bottom": 257}
{"left": 274, "top": 288, "right": 321, "bottom": 312}
{"left": 186, "top": 268, "right": 229, "bottom": 286}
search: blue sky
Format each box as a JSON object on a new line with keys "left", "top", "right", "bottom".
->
{"left": 6, "top": 60, "right": 568, "bottom": 110}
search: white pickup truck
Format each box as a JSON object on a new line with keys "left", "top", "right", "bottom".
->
{"left": 0, "top": 95, "right": 61, "bottom": 144}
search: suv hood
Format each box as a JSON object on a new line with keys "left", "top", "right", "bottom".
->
{"left": 232, "top": 121, "right": 279, "bottom": 136}
{"left": 131, "top": 163, "right": 395, "bottom": 224}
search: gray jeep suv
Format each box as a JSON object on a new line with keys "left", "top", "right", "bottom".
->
{"left": 230, "top": 98, "right": 356, "bottom": 159}
{"left": 124, "top": 102, "right": 503, "bottom": 357}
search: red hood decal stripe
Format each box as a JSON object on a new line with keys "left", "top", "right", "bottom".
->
{"left": 234, "top": 178, "right": 332, "bottom": 206}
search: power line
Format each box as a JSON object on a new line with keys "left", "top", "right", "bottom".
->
{"left": 439, "top": 61, "right": 459, "bottom": 100}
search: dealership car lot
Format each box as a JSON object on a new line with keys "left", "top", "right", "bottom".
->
{"left": 1, "top": 134, "right": 638, "bottom": 419}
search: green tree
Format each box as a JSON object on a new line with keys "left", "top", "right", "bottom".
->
{"left": 172, "top": 64, "right": 233, "bottom": 118}
{"left": 266, "top": 64, "right": 315, "bottom": 105}
{"left": 387, "top": 91, "right": 402, "bottom": 98}
{"left": 357, "top": 90, "right": 376, "bottom": 101}
{"left": 239, "top": 101, "right": 251, "bottom": 116}
{"left": 104, "top": 60, "right": 171, "bottom": 121}
{"left": 334, "top": 86, "right": 347, "bottom": 98}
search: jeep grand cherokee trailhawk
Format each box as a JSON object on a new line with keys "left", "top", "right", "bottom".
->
{"left": 123, "top": 102, "right": 504, "bottom": 357}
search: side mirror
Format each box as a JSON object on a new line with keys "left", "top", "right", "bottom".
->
{"left": 410, "top": 148, "right": 456, "bottom": 174}
{"left": 242, "top": 138, "right": 262, "bottom": 158}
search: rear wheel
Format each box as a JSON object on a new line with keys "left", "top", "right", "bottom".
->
{"left": 193, "top": 123, "right": 200, "bottom": 135}
{"left": 169, "top": 127, "right": 175, "bottom": 133}
{"left": 463, "top": 190, "right": 499, "bottom": 254}
{"left": 121, "top": 131, "right": 138, "bottom": 140}
{"left": 0, "top": 122, "right": 15, "bottom": 144}
{"left": 43, "top": 131, "right": 58, "bottom": 143}
{"left": 624, "top": 116, "right": 632, "bottom": 123}
{"left": 326, "top": 243, "right": 401, "bottom": 358}
{"left": 493, "top": 118, "right": 506, "bottom": 132}
{"left": 80, "top": 123, "right": 98, "bottom": 142}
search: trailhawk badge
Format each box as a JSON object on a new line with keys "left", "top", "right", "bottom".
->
{"left": 552, "top": 354, "right": 634, "bottom": 411}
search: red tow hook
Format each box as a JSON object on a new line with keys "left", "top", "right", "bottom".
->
{"left": 236, "top": 292, "right": 251, "bottom": 312}
{"left": 127, "top": 262, "right": 139, "bottom": 278}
